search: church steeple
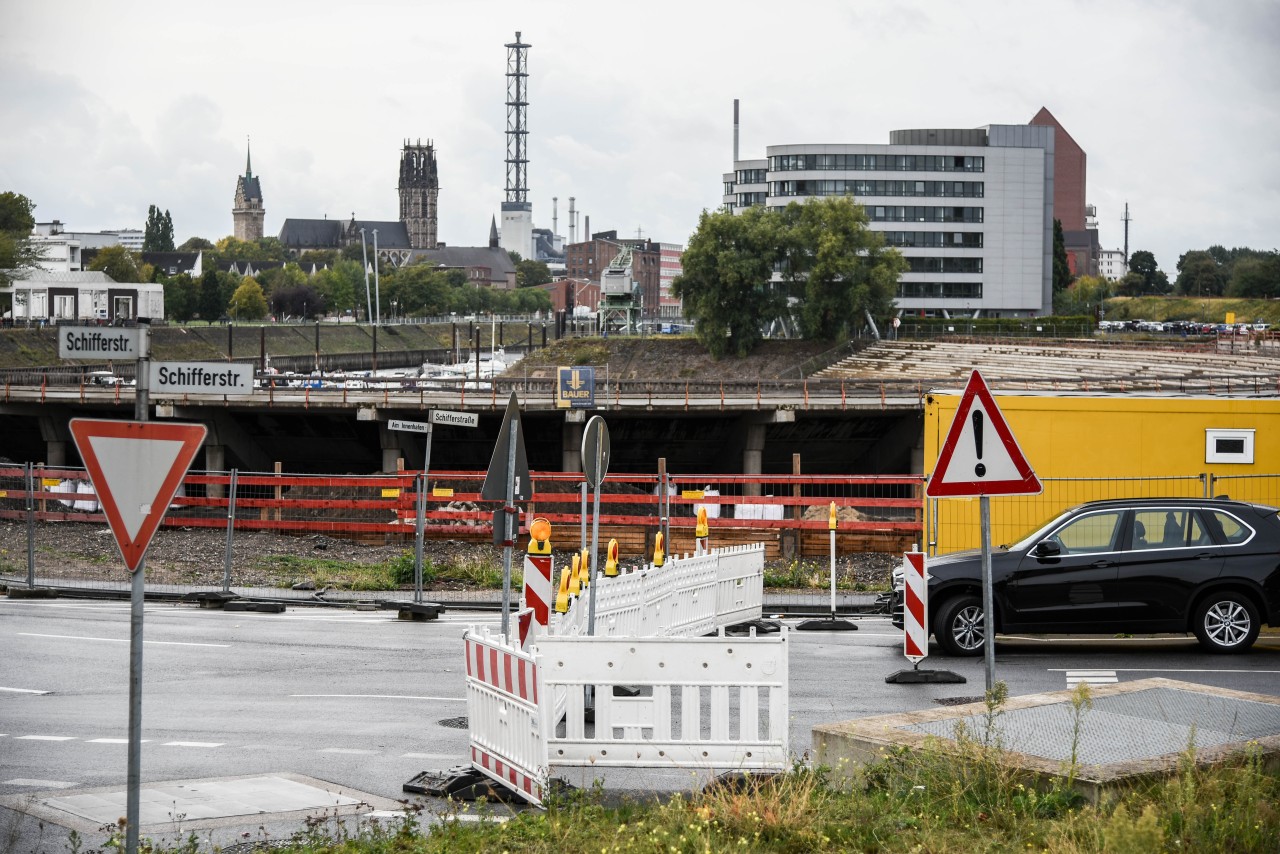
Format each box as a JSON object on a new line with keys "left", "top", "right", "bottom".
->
{"left": 489, "top": 215, "right": 499, "bottom": 249}
{"left": 233, "top": 139, "right": 265, "bottom": 242}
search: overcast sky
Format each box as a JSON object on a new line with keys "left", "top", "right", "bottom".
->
{"left": 3, "top": 0, "right": 1276, "bottom": 274}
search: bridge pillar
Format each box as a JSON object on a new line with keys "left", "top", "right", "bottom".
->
{"left": 378, "top": 422, "right": 405, "bottom": 473}
{"left": 205, "top": 445, "right": 226, "bottom": 499}
{"left": 741, "top": 421, "right": 767, "bottom": 497}
{"left": 38, "top": 415, "right": 68, "bottom": 466}
{"left": 46, "top": 440, "right": 67, "bottom": 467}
{"left": 561, "top": 410, "right": 586, "bottom": 472}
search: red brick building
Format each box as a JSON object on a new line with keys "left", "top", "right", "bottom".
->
{"left": 1030, "top": 107, "right": 1099, "bottom": 277}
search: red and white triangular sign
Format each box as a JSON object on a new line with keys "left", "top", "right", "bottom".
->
{"left": 926, "top": 370, "right": 1041, "bottom": 498}
{"left": 69, "top": 419, "right": 207, "bottom": 572}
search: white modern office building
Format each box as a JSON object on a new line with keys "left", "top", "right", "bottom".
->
{"left": 723, "top": 124, "right": 1056, "bottom": 317}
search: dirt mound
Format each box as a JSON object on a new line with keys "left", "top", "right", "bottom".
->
{"left": 511, "top": 337, "right": 836, "bottom": 382}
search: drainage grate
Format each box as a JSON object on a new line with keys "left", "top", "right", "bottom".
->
{"left": 438, "top": 716, "right": 469, "bottom": 729}
{"left": 934, "top": 696, "right": 985, "bottom": 706}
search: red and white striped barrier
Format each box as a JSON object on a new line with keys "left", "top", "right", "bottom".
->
{"left": 902, "top": 550, "right": 929, "bottom": 662}
{"left": 520, "top": 552, "right": 553, "bottom": 647}
{"left": 463, "top": 629, "right": 546, "bottom": 804}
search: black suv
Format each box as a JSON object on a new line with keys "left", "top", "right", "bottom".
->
{"left": 891, "top": 498, "right": 1280, "bottom": 655}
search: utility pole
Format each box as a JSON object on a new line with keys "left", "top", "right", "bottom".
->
{"left": 1122, "top": 203, "right": 1132, "bottom": 268}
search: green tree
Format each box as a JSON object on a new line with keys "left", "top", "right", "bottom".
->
{"left": 673, "top": 206, "right": 788, "bottom": 358}
{"left": 269, "top": 284, "right": 325, "bottom": 319}
{"left": 177, "top": 236, "right": 214, "bottom": 252}
{"left": 1053, "top": 274, "right": 1112, "bottom": 317}
{"left": 1126, "top": 249, "right": 1170, "bottom": 293}
{"left": 1052, "top": 218, "right": 1073, "bottom": 293}
{"left": 779, "top": 197, "right": 905, "bottom": 341}
{"left": 88, "top": 245, "right": 142, "bottom": 283}
{"left": 312, "top": 259, "right": 364, "bottom": 316}
{"left": 163, "top": 274, "right": 200, "bottom": 323}
{"left": 384, "top": 263, "right": 452, "bottom": 316}
{"left": 0, "top": 191, "right": 43, "bottom": 287}
{"left": 516, "top": 258, "right": 552, "bottom": 288}
{"left": 142, "top": 205, "right": 175, "bottom": 252}
{"left": 214, "top": 236, "right": 285, "bottom": 263}
{"left": 1226, "top": 253, "right": 1280, "bottom": 298}
{"left": 228, "top": 276, "right": 269, "bottom": 320}
{"left": 1175, "top": 250, "right": 1227, "bottom": 297}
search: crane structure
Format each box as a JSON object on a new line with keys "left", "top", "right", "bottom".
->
{"left": 598, "top": 245, "right": 641, "bottom": 334}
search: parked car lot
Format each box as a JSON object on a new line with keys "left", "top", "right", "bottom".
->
{"left": 893, "top": 498, "right": 1280, "bottom": 655}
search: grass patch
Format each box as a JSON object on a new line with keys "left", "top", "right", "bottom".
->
{"left": 107, "top": 691, "right": 1280, "bottom": 852}
{"left": 763, "top": 559, "right": 885, "bottom": 591}
{"left": 250, "top": 550, "right": 516, "bottom": 591}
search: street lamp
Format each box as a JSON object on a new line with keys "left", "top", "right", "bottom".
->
{"left": 372, "top": 229, "right": 381, "bottom": 326}
{"left": 358, "top": 227, "right": 372, "bottom": 325}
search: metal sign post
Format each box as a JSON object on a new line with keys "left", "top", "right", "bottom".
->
{"left": 581, "top": 416, "right": 611, "bottom": 635}
{"left": 126, "top": 325, "right": 149, "bottom": 854}
{"left": 924, "top": 370, "right": 1041, "bottom": 694}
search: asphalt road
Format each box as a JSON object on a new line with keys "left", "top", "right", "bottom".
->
{"left": 2, "top": 598, "right": 1278, "bottom": 852}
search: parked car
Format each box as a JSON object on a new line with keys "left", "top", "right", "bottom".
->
{"left": 892, "top": 498, "right": 1280, "bottom": 655}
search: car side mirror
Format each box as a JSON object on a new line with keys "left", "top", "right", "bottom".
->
{"left": 1034, "top": 539, "right": 1061, "bottom": 557}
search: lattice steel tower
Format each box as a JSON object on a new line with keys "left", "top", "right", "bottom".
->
{"left": 501, "top": 31, "right": 533, "bottom": 257}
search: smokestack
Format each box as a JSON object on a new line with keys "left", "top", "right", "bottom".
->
{"left": 584, "top": 215, "right": 590, "bottom": 241}
{"left": 733, "top": 98, "right": 739, "bottom": 163}
{"left": 569, "top": 196, "right": 577, "bottom": 244}
{"left": 552, "top": 196, "right": 558, "bottom": 237}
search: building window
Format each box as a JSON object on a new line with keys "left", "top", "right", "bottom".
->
{"left": 1205, "top": 429, "right": 1255, "bottom": 464}
{"left": 906, "top": 257, "right": 984, "bottom": 274}
{"left": 896, "top": 281, "right": 983, "bottom": 299}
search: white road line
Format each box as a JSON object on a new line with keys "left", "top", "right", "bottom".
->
{"left": 17, "top": 633, "right": 229, "bottom": 648}
{"left": 1065, "top": 670, "right": 1118, "bottom": 685}
{"left": 162, "top": 741, "right": 225, "bottom": 747}
{"left": 0, "top": 686, "right": 51, "bottom": 695}
{"left": 3, "top": 779, "right": 78, "bottom": 789}
{"left": 291, "top": 694, "right": 466, "bottom": 701}
{"left": 1048, "top": 667, "right": 1280, "bottom": 674}
{"left": 320, "top": 748, "right": 379, "bottom": 755}
{"left": 15, "top": 735, "right": 77, "bottom": 741}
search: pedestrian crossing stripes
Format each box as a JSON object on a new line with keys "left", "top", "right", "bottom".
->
{"left": 1066, "top": 670, "right": 1118, "bottom": 686}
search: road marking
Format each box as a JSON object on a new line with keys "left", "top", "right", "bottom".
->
{"left": 162, "top": 741, "right": 224, "bottom": 747}
{"left": 17, "top": 633, "right": 230, "bottom": 648}
{"left": 1065, "top": 670, "right": 1118, "bottom": 685}
{"left": 15, "top": 735, "right": 76, "bottom": 741}
{"left": 0, "top": 686, "right": 51, "bottom": 695}
{"left": 291, "top": 694, "right": 466, "bottom": 701}
{"left": 1049, "top": 668, "right": 1280, "bottom": 674}
{"left": 3, "top": 779, "right": 78, "bottom": 789}
{"left": 86, "top": 738, "right": 150, "bottom": 744}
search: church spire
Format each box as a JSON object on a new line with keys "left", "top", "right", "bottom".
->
{"left": 489, "top": 215, "right": 499, "bottom": 249}
{"left": 245, "top": 137, "right": 253, "bottom": 178}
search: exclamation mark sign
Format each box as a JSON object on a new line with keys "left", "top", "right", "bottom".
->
{"left": 972, "top": 410, "right": 986, "bottom": 477}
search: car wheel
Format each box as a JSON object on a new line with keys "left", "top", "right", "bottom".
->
{"left": 1192, "top": 593, "right": 1260, "bottom": 653}
{"left": 933, "top": 594, "right": 985, "bottom": 657}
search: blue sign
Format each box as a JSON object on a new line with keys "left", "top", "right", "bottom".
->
{"left": 557, "top": 366, "right": 595, "bottom": 409}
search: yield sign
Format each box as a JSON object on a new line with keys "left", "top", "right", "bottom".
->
{"left": 69, "top": 419, "right": 207, "bottom": 572}
{"left": 926, "top": 370, "right": 1041, "bottom": 498}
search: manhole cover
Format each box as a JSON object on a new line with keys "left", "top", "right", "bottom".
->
{"left": 934, "top": 696, "right": 985, "bottom": 706}
{"left": 438, "top": 716, "right": 469, "bottom": 729}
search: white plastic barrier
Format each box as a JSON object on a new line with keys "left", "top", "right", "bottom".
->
{"left": 539, "top": 632, "right": 790, "bottom": 770}
{"left": 462, "top": 626, "right": 790, "bottom": 806}
{"left": 548, "top": 543, "right": 764, "bottom": 639}
{"left": 463, "top": 629, "right": 548, "bottom": 804}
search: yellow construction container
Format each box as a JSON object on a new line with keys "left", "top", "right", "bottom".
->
{"left": 924, "top": 393, "right": 1280, "bottom": 553}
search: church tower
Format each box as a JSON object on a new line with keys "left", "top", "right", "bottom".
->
{"left": 398, "top": 140, "right": 438, "bottom": 250}
{"left": 232, "top": 141, "right": 265, "bottom": 241}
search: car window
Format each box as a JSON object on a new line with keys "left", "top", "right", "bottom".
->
{"left": 1208, "top": 511, "right": 1253, "bottom": 545}
{"left": 1052, "top": 511, "right": 1124, "bottom": 554}
{"left": 1131, "top": 509, "right": 1201, "bottom": 550}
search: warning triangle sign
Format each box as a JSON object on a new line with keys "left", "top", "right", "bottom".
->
{"left": 926, "top": 370, "right": 1041, "bottom": 498}
{"left": 481, "top": 392, "right": 531, "bottom": 502}
{"left": 69, "top": 419, "right": 207, "bottom": 572}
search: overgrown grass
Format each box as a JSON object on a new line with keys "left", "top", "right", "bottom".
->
{"left": 105, "top": 712, "right": 1279, "bottom": 852}
{"left": 763, "top": 558, "right": 885, "bottom": 592}
{"left": 250, "top": 550, "right": 515, "bottom": 591}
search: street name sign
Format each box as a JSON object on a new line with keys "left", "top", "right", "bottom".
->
{"left": 389, "top": 419, "right": 430, "bottom": 434}
{"left": 68, "top": 418, "right": 207, "bottom": 572}
{"left": 149, "top": 362, "right": 254, "bottom": 397}
{"left": 431, "top": 409, "right": 479, "bottom": 428}
{"left": 58, "top": 326, "right": 143, "bottom": 360}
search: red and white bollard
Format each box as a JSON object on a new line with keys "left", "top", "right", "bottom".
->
{"left": 519, "top": 517, "right": 554, "bottom": 649}
{"left": 886, "top": 548, "right": 964, "bottom": 683}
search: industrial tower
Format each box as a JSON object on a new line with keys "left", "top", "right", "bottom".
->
{"left": 500, "top": 31, "right": 533, "bottom": 260}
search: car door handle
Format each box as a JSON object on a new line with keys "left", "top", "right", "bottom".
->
{"left": 1090, "top": 560, "right": 1115, "bottom": 568}
{"left": 1194, "top": 552, "right": 1216, "bottom": 560}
